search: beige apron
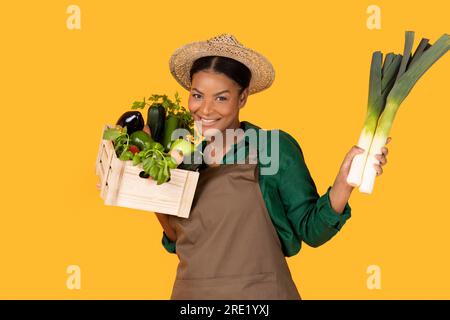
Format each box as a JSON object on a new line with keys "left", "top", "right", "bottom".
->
{"left": 168, "top": 162, "right": 301, "bottom": 300}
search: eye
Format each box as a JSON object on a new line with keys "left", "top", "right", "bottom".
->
{"left": 192, "top": 93, "right": 202, "bottom": 99}
{"left": 216, "top": 96, "right": 227, "bottom": 101}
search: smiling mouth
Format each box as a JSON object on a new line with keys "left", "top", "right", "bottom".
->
{"left": 199, "top": 117, "right": 221, "bottom": 126}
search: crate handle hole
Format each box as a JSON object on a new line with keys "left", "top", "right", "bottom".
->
{"left": 139, "top": 171, "right": 150, "bottom": 179}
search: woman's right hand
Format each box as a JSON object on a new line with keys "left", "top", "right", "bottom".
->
{"left": 155, "top": 212, "right": 177, "bottom": 242}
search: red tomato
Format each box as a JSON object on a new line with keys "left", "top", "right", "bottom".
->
{"left": 129, "top": 145, "right": 140, "bottom": 154}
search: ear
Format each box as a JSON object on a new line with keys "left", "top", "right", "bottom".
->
{"left": 238, "top": 87, "right": 249, "bottom": 109}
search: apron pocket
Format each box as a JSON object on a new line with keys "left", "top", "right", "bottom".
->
{"left": 171, "top": 272, "right": 278, "bottom": 300}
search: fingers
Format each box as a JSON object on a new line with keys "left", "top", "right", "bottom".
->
{"left": 375, "top": 137, "right": 391, "bottom": 166}
{"left": 351, "top": 138, "right": 390, "bottom": 176}
{"left": 375, "top": 153, "right": 387, "bottom": 165}
{"left": 350, "top": 145, "right": 365, "bottom": 157}
{"left": 373, "top": 163, "right": 383, "bottom": 176}
{"left": 374, "top": 137, "right": 391, "bottom": 174}
{"left": 381, "top": 137, "right": 391, "bottom": 156}
{"left": 345, "top": 146, "right": 365, "bottom": 165}
{"left": 344, "top": 146, "right": 365, "bottom": 165}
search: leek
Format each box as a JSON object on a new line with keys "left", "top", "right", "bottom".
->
{"left": 359, "top": 32, "right": 449, "bottom": 194}
{"left": 347, "top": 51, "right": 402, "bottom": 186}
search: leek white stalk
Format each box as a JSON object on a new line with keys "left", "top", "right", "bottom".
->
{"left": 359, "top": 104, "right": 396, "bottom": 193}
{"left": 347, "top": 110, "right": 381, "bottom": 187}
{"left": 359, "top": 32, "right": 450, "bottom": 194}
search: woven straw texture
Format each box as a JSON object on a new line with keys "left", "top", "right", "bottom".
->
{"left": 169, "top": 33, "right": 275, "bottom": 95}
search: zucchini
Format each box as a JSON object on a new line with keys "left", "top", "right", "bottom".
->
{"left": 147, "top": 103, "right": 166, "bottom": 143}
{"left": 162, "top": 115, "right": 180, "bottom": 151}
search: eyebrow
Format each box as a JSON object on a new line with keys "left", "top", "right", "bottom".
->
{"left": 192, "top": 88, "right": 230, "bottom": 95}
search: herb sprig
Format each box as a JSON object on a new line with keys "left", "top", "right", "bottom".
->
{"left": 131, "top": 92, "right": 194, "bottom": 133}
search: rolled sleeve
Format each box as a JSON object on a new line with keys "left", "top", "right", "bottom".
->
{"left": 162, "top": 231, "right": 176, "bottom": 254}
{"left": 317, "top": 186, "right": 352, "bottom": 231}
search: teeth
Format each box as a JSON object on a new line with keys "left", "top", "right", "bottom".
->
{"left": 201, "top": 118, "right": 219, "bottom": 123}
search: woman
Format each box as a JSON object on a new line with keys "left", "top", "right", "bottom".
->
{"left": 156, "top": 34, "right": 391, "bottom": 300}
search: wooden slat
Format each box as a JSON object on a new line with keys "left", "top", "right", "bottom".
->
{"left": 95, "top": 124, "right": 199, "bottom": 218}
{"left": 177, "top": 171, "right": 200, "bottom": 218}
{"left": 104, "top": 156, "right": 126, "bottom": 206}
{"left": 99, "top": 140, "right": 115, "bottom": 200}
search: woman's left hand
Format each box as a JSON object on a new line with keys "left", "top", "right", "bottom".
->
{"left": 329, "top": 137, "right": 391, "bottom": 212}
{"left": 337, "top": 137, "right": 392, "bottom": 187}
{"left": 373, "top": 137, "right": 391, "bottom": 177}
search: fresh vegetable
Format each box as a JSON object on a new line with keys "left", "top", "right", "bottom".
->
{"left": 170, "top": 149, "right": 184, "bottom": 166}
{"left": 162, "top": 115, "right": 180, "bottom": 151}
{"left": 347, "top": 31, "right": 450, "bottom": 194}
{"left": 103, "top": 126, "right": 124, "bottom": 141}
{"left": 103, "top": 126, "right": 173, "bottom": 184}
{"left": 116, "top": 111, "right": 144, "bottom": 135}
{"left": 138, "top": 144, "right": 179, "bottom": 185}
{"left": 129, "top": 130, "right": 153, "bottom": 151}
{"left": 168, "top": 138, "right": 202, "bottom": 170}
{"left": 131, "top": 92, "right": 194, "bottom": 135}
{"left": 169, "top": 138, "right": 195, "bottom": 157}
{"left": 147, "top": 103, "right": 166, "bottom": 143}
{"left": 149, "top": 92, "right": 194, "bottom": 132}
{"left": 102, "top": 92, "right": 199, "bottom": 185}
{"left": 129, "top": 145, "right": 140, "bottom": 155}
{"left": 103, "top": 125, "right": 132, "bottom": 160}
{"left": 346, "top": 52, "right": 402, "bottom": 186}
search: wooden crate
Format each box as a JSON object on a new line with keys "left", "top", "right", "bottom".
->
{"left": 95, "top": 125, "right": 199, "bottom": 218}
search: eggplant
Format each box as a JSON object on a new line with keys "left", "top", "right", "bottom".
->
{"left": 116, "top": 111, "right": 144, "bottom": 135}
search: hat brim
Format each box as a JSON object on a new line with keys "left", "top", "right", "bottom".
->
{"left": 169, "top": 40, "right": 275, "bottom": 95}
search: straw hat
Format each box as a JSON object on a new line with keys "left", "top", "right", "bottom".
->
{"left": 169, "top": 33, "right": 275, "bottom": 95}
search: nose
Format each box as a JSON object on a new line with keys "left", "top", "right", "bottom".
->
{"left": 200, "top": 98, "right": 213, "bottom": 116}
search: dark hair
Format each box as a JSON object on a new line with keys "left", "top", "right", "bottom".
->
{"left": 189, "top": 56, "right": 252, "bottom": 94}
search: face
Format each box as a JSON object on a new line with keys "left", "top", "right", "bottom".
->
{"left": 188, "top": 70, "right": 249, "bottom": 137}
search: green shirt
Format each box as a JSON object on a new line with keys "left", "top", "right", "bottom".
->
{"left": 162, "top": 120, "right": 352, "bottom": 257}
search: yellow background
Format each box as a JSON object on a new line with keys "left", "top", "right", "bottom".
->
{"left": 0, "top": 0, "right": 449, "bottom": 299}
